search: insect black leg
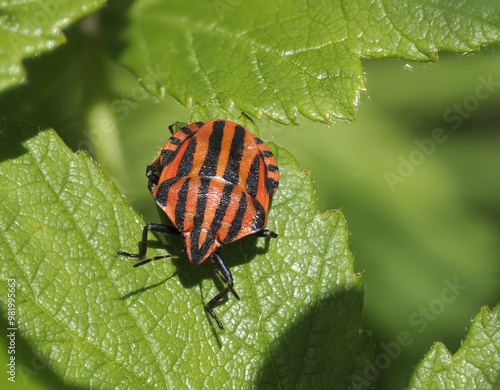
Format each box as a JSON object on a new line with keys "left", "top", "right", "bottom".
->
{"left": 117, "top": 223, "right": 180, "bottom": 267}
{"left": 206, "top": 252, "right": 240, "bottom": 330}
{"left": 146, "top": 160, "right": 161, "bottom": 193}
{"left": 253, "top": 229, "right": 278, "bottom": 238}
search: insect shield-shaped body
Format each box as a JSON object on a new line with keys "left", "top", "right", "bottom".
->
{"left": 118, "top": 120, "right": 279, "bottom": 329}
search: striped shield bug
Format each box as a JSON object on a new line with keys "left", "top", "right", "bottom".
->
{"left": 118, "top": 120, "right": 279, "bottom": 329}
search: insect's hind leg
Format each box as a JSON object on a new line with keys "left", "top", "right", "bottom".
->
{"left": 117, "top": 223, "right": 180, "bottom": 267}
{"left": 206, "top": 252, "right": 240, "bottom": 330}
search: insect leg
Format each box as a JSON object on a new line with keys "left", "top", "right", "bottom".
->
{"left": 146, "top": 159, "right": 161, "bottom": 193}
{"left": 117, "top": 223, "right": 180, "bottom": 267}
{"left": 206, "top": 252, "right": 240, "bottom": 329}
{"left": 253, "top": 229, "right": 277, "bottom": 238}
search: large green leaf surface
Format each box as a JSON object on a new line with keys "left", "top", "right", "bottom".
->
{"left": 0, "top": 120, "right": 372, "bottom": 389}
{"left": 108, "top": 0, "right": 500, "bottom": 124}
{"left": 0, "top": 0, "right": 106, "bottom": 91}
{"left": 407, "top": 304, "right": 500, "bottom": 389}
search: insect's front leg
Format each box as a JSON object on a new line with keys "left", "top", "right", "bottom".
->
{"left": 146, "top": 158, "right": 161, "bottom": 193}
{"left": 117, "top": 223, "right": 180, "bottom": 267}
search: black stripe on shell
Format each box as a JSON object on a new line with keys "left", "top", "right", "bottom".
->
{"left": 198, "top": 120, "right": 225, "bottom": 178}
{"left": 250, "top": 197, "right": 266, "bottom": 231}
{"left": 189, "top": 228, "right": 216, "bottom": 266}
{"left": 161, "top": 148, "right": 178, "bottom": 168}
{"left": 210, "top": 183, "right": 234, "bottom": 232}
{"left": 267, "top": 164, "right": 279, "bottom": 173}
{"left": 266, "top": 178, "right": 279, "bottom": 196}
{"left": 154, "top": 177, "right": 181, "bottom": 208}
{"left": 222, "top": 124, "right": 245, "bottom": 186}
{"left": 246, "top": 154, "right": 260, "bottom": 199}
{"left": 180, "top": 126, "right": 194, "bottom": 136}
{"left": 175, "top": 178, "right": 191, "bottom": 231}
{"left": 176, "top": 137, "right": 197, "bottom": 177}
{"left": 169, "top": 136, "right": 182, "bottom": 146}
{"left": 193, "top": 178, "right": 211, "bottom": 227}
{"left": 224, "top": 195, "right": 248, "bottom": 243}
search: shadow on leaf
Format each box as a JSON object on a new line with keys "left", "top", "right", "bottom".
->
{"left": 0, "top": 315, "right": 85, "bottom": 390}
{"left": 256, "top": 284, "right": 373, "bottom": 390}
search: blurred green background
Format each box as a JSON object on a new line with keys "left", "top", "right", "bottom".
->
{"left": 1, "top": 14, "right": 499, "bottom": 389}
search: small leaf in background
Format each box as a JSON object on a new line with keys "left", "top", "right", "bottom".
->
{"left": 107, "top": 0, "right": 500, "bottom": 124}
{"left": 0, "top": 120, "right": 372, "bottom": 389}
{"left": 407, "top": 304, "right": 500, "bottom": 389}
{"left": 0, "top": 0, "right": 106, "bottom": 91}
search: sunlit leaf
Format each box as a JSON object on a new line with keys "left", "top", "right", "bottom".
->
{"left": 0, "top": 120, "right": 372, "bottom": 388}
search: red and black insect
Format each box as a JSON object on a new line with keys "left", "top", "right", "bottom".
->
{"left": 118, "top": 119, "right": 279, "bottom": 329}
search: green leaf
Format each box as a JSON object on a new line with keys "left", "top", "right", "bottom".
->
{"left": 0, "top": 0, "right": 106, "bottom": 91}
{"left": 407, "top": 304, "right": 500, "bottom": 389}
{"left": 107, "top": 0, "right": 500, "bottom": 124}
{"left": 0, "top": 120, "right": 372, "bottom": 388}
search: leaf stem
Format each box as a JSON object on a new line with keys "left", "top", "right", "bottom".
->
{"left": 81, "top": 13, "right": 127, "bottom": 192}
